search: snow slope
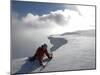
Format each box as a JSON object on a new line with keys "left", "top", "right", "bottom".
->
{"left": 11, "top": 30, "right": 95, "bottom": 74}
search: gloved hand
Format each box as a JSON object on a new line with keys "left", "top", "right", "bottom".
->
{"left": 49, "top": 56, "right": 52, "bottom": 59}
{"left": 49, "top": 53, "right": 53, "bottom": 60}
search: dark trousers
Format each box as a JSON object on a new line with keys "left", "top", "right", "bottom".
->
{"left": 29, "top": 54, "right": 43, "bottom": 65}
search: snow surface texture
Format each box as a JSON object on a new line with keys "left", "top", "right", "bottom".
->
{"left": 11, "top": 30, "right": 95, "bottom": 74}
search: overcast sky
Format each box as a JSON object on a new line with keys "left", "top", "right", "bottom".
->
{"left": 11, "top": 1, "right": 95, "bottom": 33}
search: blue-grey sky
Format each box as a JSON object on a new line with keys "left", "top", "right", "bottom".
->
{"left": 11, "top": 1, "right": 78, "bottom": 16}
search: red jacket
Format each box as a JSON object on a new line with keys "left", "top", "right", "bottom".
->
{"left": 35, "top": 47, "right": 50, "bottom": 60}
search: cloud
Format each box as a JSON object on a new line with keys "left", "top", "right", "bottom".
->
{"left": 21, "top": 9, "right": 72, "bottom": 29}
{"left": 12, "top": 5, "right": 95, "bottom": 34}
{"left": 11, "top": 8, "right": 80, "bottom": 35}
{"left": 39, "top": 10, "right": 70, "bottom": 25}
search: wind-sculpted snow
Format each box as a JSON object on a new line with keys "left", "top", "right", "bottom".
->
{"left": 12, "top": 30, "right": 95, "bottom": 74}
{"left": 48, "top": 36, "right": 67, "bottom": 52}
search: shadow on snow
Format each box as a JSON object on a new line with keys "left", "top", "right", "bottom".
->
{"left": 14, "top": 36, "right": 67, "bottom": 74}
{"left": 48, "top": 36, "right": 68, "bottom": 52}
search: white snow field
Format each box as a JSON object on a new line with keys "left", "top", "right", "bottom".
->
{"left": 11, "top": 30, "right": 95, "bottom": 74}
